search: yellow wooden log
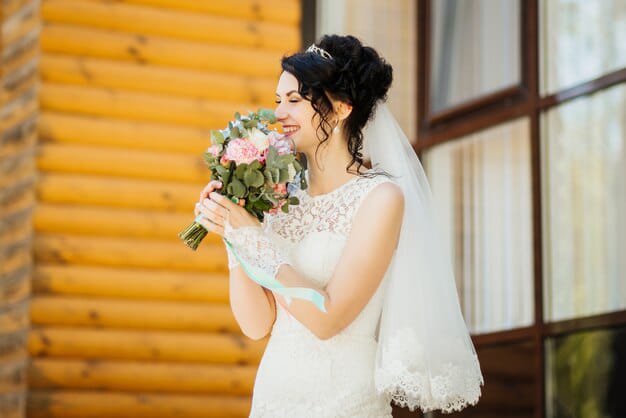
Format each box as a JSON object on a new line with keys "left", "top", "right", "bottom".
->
{"left": 27, "top": 389, "right": 251, "bottom": 418}
{"left": 115, "top": 0, "right": 300, "bottom": 25}
{"left": 34, "top": 202, "right": 224, "bottom": 244}
{"left": 40, "top": 83, "right": 253, "bottom": 128}
{"left": 38, "top": 111, "right": 208, "bottom": 153}
{"left": 30, "top": 296, "right": 239, "bottom": 332}
{"left": 34, "top": 233, "right": 227, "bottom": 271}
{"left": 41, "top": 23, "right": 283, "bottom": 77}
{"left": 32, "top": 264, "right": 229, "bottom": 302}
{"left": 42, "top": 0, "right": 298, "bottom": 52}
{"left": 36, "top": 143, "right": 210, "bottom": 183}
{"left": 29, "top": 358, "right": 255, "bottom": 394}
{"left": 36, "top": 173, "right": 203, "bottom": 212}
{"left": 40, "top": 53, "right": 277, "bottom": 104}
{"left": 29, "top": 327, "right": 266, "bottom": 364}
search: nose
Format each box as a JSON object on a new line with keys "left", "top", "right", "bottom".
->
{"left": 274, "top": 101, "right": 288, "bottom": 121}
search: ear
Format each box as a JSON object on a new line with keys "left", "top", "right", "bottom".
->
{"left": 334, "top": 100, "right": 353, "bottom": 122}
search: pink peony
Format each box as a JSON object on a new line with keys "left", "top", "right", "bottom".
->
{"left": 225, "top": 138, "right": 262, "bottom": 165}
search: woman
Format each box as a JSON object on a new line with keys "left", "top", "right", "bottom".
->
{"left": 195, "top": 35, "right": 483, "bottom": 417}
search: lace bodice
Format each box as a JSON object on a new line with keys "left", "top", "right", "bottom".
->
{"left": 248, "top": 170, "right": 398, "bottom": 418}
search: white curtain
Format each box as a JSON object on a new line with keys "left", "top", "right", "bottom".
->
{"left": 541, "top": 0, "right": 626, "bottom": 94}
{"left": 316, "top": 0, "right": 416, "bottom": 143}
{"left": 430, "top": 0, "right": 520, "bottom": 112}
{"left": 542, "top": 83, "right": 626, "bottom": 321}
{"left": 423, "top": 118, "right": 534, "bottom": 334}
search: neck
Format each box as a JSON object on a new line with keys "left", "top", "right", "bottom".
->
{"left": 301, "top": 137, "right": 371, "bottom": 196}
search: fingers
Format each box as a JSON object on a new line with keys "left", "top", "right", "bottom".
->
{"left": 196, "top": 198, "right": 228, "bottom": 224}
{"left": 195, "top": 214, "right": 225, "bottom": 237}
{"left": 199, "top": 180, "right": 223, "bottom": 202}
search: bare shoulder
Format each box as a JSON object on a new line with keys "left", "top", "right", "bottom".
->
{"left": 354, "top": 178, "right": 405, "bottom": 225}
{"left": 362, "top": 178, "right": 404, "bottom": 209}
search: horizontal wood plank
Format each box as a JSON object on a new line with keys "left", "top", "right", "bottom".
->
{"left": 27, "top": 389, "right": 251, "bottom": 418}
{"left": 36, "top": 173, "right": 203, "bottom": 212}
{"left": 40, "top": 53, "right": 277, "bottom": 104}
{"left": 34, "top": 202, "right": 224, "bottom": 243}
{"left": 41, "top": 23, "right": 283, "bottom": 77}
{"left": 30, "top": 296, "right": 238, "bottom": 332}
{"left": 36, "top": 143, "right": 210, "bottom": 183}
{"left": 29, "top": 358, "right": 255, "bottom": 394}
{"left": 32, "top": 264, "right": 229, "bottom": 302}
{"left": 42, "top": 0, "right": 297, "bottom": 52}
{"left": 40, "top": 83, "right": 255, "bottom": 128}
{"left": 28, "top": 327, "right": 266, "bottom": 364}
{"left": 38, "top": 111, "right": 212, "bottom": 153}
{"left": 33, "top": 233, "right": 226, "bottom": 271}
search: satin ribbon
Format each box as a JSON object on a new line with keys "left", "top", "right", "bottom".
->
{"left": 221, "top": 236, "right": 327, "bottom": 313}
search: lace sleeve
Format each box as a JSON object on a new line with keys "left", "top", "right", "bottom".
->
{"left": 223, "top": 217, "right": 290, "bottom": 279}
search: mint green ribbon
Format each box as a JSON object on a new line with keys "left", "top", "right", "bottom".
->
{"left": 222, "top": 237, "right": 327, "bottom": 313}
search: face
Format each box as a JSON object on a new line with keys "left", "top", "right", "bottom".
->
{"left": 274, "top": 71, "right": 325, "bottom": 154}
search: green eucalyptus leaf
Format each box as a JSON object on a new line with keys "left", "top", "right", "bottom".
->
{"left": 278, "top": 168, "right": 289, "bottom": 183}
{"left": 211, "top": 130, "right": 224, "bottom": 145}
{"left": 281, "top": 202, "right": 290, "bottom": 213}
{"left": 288, "top": 196, "right": 300, "bottom": 205}
{"left": 230, "top": 178, "right": 246, "bottom": 198}
{"left": 234, "top": 163, "right": 248, "bottom": 178}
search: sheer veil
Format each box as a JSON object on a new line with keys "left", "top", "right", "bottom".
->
{"left": 363, "top": 102, "right": 484, "bottom": 413}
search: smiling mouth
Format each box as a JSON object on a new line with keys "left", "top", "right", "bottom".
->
{"left": 283, "top": 126, "right": 300, "bottom": 136}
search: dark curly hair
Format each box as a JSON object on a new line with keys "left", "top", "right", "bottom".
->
{"left": 280, "top": 34, "right": 394, "bottom": 179}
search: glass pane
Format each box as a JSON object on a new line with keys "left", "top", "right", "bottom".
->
{"left": 541, "top": 83, "right": 626, "bottom": 322}
{"left": 545, "top": 326, "right": 626, "bottom": 418}
{"left": 540, "top": 0, "right": 626, "bottom": 95}
{"left": 429, "top": 0, "right": 521, "bottom": 113}
{"left": 423, "top": 118, "right": 534, "bottom": 334}
{"left": 426, "top": 340, "right": 537, "bottom": 418}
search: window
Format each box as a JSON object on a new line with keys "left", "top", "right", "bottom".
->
{"left": 418, "top": 0, "right": 626, "bottom": 416}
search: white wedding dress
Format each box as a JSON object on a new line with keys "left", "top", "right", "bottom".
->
{"left": 248, "top": 170, "right": 397, "bottom": 418}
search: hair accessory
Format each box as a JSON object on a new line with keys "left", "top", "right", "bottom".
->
{"left": 306, "top": 43, "right": 333, "bottom": 60}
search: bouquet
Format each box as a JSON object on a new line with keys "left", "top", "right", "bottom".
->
{"left": 178, "top": 108, "right": 308, "bottom": 250}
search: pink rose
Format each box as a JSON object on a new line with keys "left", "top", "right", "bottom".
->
{"left": 272, "top": 183, "right": 287, "bottom": 195}
{"left": 268, "top": 131, "right": 293, "bottom": 156}
{"left": 225, "top": 138, "right": 262, "bottom": 165}
{"left": 207, "top": 144, "right": 222, "bottom": 157}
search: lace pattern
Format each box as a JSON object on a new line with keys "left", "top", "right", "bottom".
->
{"left": 223, "top": 224, "right": 290, "bottom": 279}
{"left": 375, "top": 327, "right": 484, "bottom": 413}
{"left": 266, "top": 171, "right": 396, "bottom": 243}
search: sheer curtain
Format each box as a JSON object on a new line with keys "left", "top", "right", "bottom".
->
{"left": 423, "top": 118, "right": 534, "bottom": 334}
{"left": 430, "top": 0, "right": 520, "bottom": 112}
{"left": 316, "top": 0, "right": 417, "bottom": 143}
{"left": 542, "top": 84, "right": 626, "bottom": 321}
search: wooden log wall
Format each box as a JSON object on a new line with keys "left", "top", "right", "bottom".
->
{"left": 28, "top": 1, "right": 301, "bottom": 417}
{"left": 1, "top": 0, "right": 40, "bottom": 417}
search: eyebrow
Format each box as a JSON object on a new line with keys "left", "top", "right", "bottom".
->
{"left": 275, "top": 90, "right": 299, "bottom": 97}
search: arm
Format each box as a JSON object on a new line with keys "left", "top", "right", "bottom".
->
{"left": 228, "top": 263, "right": 276, "bottom": 340}
{"left": 273, "top": 182, "right": 404, "bottom": 340}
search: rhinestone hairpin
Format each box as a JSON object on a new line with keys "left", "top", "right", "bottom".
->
{"left": 306, "top": 43, "right": 333, "bottom": 60}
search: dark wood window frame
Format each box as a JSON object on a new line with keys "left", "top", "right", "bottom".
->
{"left": 415, "top": 1, "right": 626, "bottom": 417}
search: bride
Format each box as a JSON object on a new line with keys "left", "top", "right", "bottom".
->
{"left": 194, "top": 34, "right": 484, "bottom": 418}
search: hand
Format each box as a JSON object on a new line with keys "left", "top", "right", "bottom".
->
{"left": 194, "top": 188, "right": 261, "bottom": 238}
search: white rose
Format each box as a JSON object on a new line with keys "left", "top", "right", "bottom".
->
{"left": 247, "top": 128, "right": 270, "bottom": 152}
